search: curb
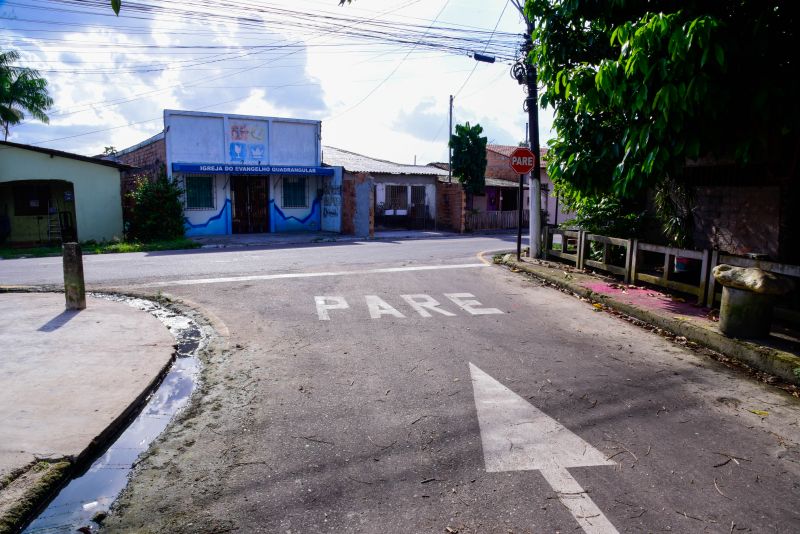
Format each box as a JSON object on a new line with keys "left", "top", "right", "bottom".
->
{"left": 191, "top": 230, "right": 514, "bottom": 249}
{"left": 502, "top": 256, "right": 800, "bottom": 386}
{"left": 0, "top": 290, "right": 183, "bottom": 533}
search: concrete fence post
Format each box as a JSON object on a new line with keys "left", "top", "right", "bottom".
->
{"left": 698, "top": 249, "right": 710, "bottom": 306}
{"left": 624, "top": 239, "right": 633, "bottom": 284}
{"left": 577, "top": 230, "right": 587, "bottom": 270}
{"left": 630, "top": 239, "right": 640, "bottom": 285}
{"left": 62, "top": 242, "right": 86, "bottom": 310}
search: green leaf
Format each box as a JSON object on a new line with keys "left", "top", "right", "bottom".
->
{"left": 112, "top": 0, "right": 121, "bottom": 15}
{"left": 714, "top": 44, "right": 724, "bottom": 67}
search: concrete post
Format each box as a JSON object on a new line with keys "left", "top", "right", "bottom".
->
{"left": 719, "top": 286, "right": 772, "bottom": 338}
{"left": 62, "top": 242, "right": 86, "bottom": 310}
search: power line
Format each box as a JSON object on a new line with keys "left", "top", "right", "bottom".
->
{"left": 324, "top": 0, "right": 452, "bottom": 121}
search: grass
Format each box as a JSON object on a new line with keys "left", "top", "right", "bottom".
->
{"left": 0, "top": 238, "right": 200, "bottom": 260}
{"left": 0, "top": 460, "right": 72, "bottom": 534}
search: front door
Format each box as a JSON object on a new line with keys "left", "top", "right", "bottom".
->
{"left": 231, "top": 175, "right": 269, "bottom": 233}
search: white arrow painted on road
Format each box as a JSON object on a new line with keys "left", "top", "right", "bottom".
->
{"left": 469, "top": 363, "right": 619, "bottom": 534}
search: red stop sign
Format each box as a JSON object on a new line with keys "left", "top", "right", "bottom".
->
{"left": 509, "top": 147, "right": 537, "bottom": 174}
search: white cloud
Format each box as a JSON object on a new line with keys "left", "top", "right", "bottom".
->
{"left": 2, "top": 0, "right": 554, "bottom": 161}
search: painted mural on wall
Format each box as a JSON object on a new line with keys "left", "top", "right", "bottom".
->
{"left": 184, "top": 199, "right": 231, "bottom": 237}
{"left": 227, "top": 120, "right": 268, "bottom": 163}
{"left": 270, "top": 198, "right": 321, "bottom": 232}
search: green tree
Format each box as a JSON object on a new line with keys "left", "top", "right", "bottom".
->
{"left": 127, "top": 168, "right": 186, "bottom": 242}
{"left": 450, "top": 122, "right": 487, "bottom": 196}
{"left": 525, "top": 0, "right": 798, "bottom": 238}
{"left": 0, "top": 49, "right": 54, "bottom": 141}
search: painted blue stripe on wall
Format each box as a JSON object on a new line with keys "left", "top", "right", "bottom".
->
{"left": 185, "top": 198, "right": 231, "bottom": 236}
{"left": 270, "top": 198, "right": 321, "bottom": 232}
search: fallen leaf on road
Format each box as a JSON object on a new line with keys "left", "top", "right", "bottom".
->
{"left": 749, "top": 409, "right": 769, "bottom": 417}
{"left": 592, "top": 303, "right": 603, "bottom": 309}
{"left": 445, "top": 528, "right": 459, "bottom": 533}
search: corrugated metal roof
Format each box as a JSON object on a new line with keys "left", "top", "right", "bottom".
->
{"left": 323, "top": 146, "right": 448, "bottom": 176}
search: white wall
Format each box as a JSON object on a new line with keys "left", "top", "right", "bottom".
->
{"left": 270, "top": 121, "right": 319, "bottom": 166}
{"left": 169, "top": 114, "right": 225, "bottom": 163}
{"left": 165, "top": 110, "right": 320, "bottom": 170}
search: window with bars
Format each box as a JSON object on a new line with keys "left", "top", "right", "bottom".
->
{"left": 185, "top": 176, "right": 214, "bottom": 209}
{"left": 385, "top": 185, "right": 408, "bottom": 210}
{"left": 282, "top": 176, "right": 307, "bottom": 208}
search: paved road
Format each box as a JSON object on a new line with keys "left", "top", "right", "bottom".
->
{"left": 0, "top": 235, "right": 521, "bottom": 287}
{"left": 4, "top": 236, "right": 799, "bottom": 533}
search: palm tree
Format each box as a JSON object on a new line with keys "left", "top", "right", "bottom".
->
{"left": 1, "top": 49, "right": 54, "bottom": 141}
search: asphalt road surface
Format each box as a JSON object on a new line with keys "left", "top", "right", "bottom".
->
{"left": 3, "top": 236, "right": 799, "bottom": 533}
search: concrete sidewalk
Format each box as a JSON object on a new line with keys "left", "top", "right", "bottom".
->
{"left": 0, "top": 292, "right": 175, "bottom": 528}
{"left": 502, "top": 255, "right": 800, "bottom": 387}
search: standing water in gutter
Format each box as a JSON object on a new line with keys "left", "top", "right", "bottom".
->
{"left": 23, "top": 296, "right": 206, "bottom": 534}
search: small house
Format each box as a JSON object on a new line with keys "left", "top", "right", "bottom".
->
{"left": 0, "top": 140, "right": 126, "bottom": 245}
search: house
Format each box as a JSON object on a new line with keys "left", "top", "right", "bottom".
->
{"left": 482, "top": 144, "right": 572, "bottom": 226}
{"left": 322, "top": 146, "right": 447, "bottom": 231}
{"left": 428, "top": 145, "right": 573, "bottom": 233}
{"left": 0, "top": 140, "right": 127, "bottom": 245}
{"left": 115, "top": 110, "right": 342, "bottom": 237}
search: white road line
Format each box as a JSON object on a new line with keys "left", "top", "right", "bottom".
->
{"left": 540, "top": 466, "right": 619, "bottom": 534}
{"left": 143, "top": 263, "right": 488, "bottom": 287}
{"left": 469, "top": 363, "right": 619, "bottom": 534}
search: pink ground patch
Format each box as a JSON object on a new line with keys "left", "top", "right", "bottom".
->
{"left": 583, "top": 282, "right": 713, "bottom": 322}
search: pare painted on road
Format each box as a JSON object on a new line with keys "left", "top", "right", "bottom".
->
{"left": 314, "top": 293, "right": 503, "bottom": 320}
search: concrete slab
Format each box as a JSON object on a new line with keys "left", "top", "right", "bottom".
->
{"left": 0, "top": 293, "right": 175, "bottom": 478}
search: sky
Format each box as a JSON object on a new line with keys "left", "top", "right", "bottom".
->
{"left": 1, "top": 0, "right": 554, "bottom": 164}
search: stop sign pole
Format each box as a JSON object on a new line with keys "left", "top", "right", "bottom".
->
{"left": 509, "top": 147, "right": 537, "bottom": 261}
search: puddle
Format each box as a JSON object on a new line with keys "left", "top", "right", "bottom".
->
{"left": 22, "top": 295, "right": 206, "bottom": 534}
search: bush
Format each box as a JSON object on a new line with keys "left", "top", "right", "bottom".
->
{"left": 127, "top": 170, "right": 185, "bottom": 242}
{"left": 558, "top": 195, "right": 646, "bottom": 238}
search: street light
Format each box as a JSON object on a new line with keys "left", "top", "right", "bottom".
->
{"left": 449, "top": 52, "right": 497, "bottom": 183}
{"left": 471, "top": 52, "right": 496, "bottom": 64}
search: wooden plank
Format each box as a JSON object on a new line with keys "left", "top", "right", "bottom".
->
{"left": 636, "top": 242, "right": 704, "bottom": 260}
{"left": 549, "top": 250, "right": 579, "bottom": 264}
{"left": 635, "top": 273, "right": 701, "bottom": 298}
{"left": 586, "top": 234, "right": 630, "bottom": 246}
{"left": 584, "top": 259, "right": 627, "bottom": 276}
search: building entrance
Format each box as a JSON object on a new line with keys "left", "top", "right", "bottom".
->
{"left": 231, "top": 175, "right": 269, "bottom": 233}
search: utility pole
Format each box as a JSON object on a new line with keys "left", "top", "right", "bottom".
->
{"left": 448, "top": 94, "right": 453, "bottom": 183}
{"left": 511, "top": 1, "right": 542, "bottom": 258}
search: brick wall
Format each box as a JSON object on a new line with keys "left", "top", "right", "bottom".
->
{"left": 692, "top": 185, "right": 781, "bottom": 258}
{"left": 116, "top": 137, "right": 166, "bottom": 170}
{"left": 436, "top": 182, "right": 465, "bottom": 233}
{"left": 485, "top": 149, "right": 517, "bottom": 182}
{"left": 115, "top": 137, "right": 166, "bottom": 228}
